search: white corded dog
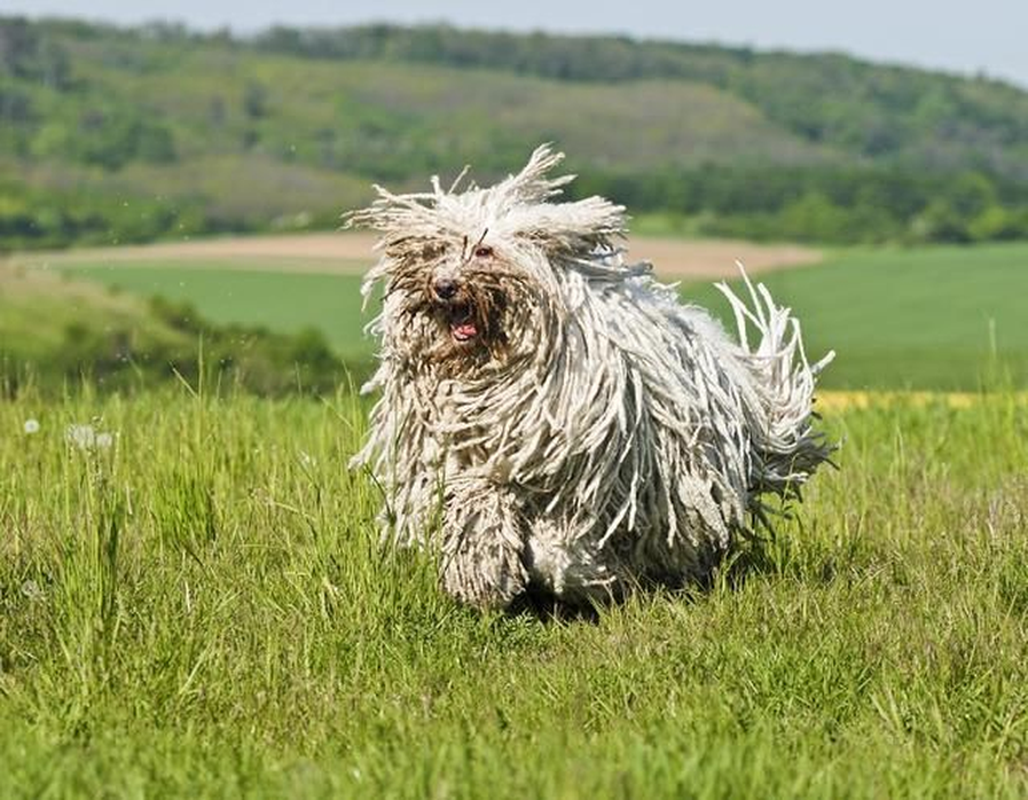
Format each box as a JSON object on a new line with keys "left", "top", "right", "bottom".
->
{"left": 349, "top": 146, "right": 834, "bottom": 610}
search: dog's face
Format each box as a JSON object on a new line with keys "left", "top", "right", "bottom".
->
{"left": 350, "top": 145, "right": 628, "bottom": 373}
{"left": 382, "top": 230, "right": 533, "bottom": 365}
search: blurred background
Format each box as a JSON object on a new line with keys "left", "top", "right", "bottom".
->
{"left": 1, "top": 0, "right": 1025, "bottom": 395}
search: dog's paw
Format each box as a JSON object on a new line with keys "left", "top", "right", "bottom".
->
{"left": 440, "top": 482, "right": 527, "bottom": 610}
{"left": 441, "top": 541, "right": 527, "bottom": 611}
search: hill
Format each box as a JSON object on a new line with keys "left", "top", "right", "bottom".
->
{"left": 0, "top": 262, "right": 345, "bottom": 395}
{"left": 252, "top": 24, "right": 1028, "bottom": 176}
{"left": 2, "top": 17, "right": 1028, "bottom": 249}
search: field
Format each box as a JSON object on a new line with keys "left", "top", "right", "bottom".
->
{"left": 17, "top": 235, "right": 1028, "bottom": 390}
{"left": 3, "top": 230, "right": 1027, "bottom": 796}
{"left": 2, "top": 389, "right": 1027, "bottom": 797}
{"left": 688, "top": 241, "right": 1028, "bottom": 390}
{"left": 9, "top": 234, "right": 820, "bottom": 364}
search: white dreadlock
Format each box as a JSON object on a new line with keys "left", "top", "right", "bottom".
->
{"left": 348, "top": 145, "right": 834, "bottom": 609}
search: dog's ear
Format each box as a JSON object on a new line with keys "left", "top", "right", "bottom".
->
{"left": 346, "top": 144, "right": 574, "bottom": 240}
{"left": 505, "top": 195, "right": 627, "bottom": 259}
{"left": 494, "top": 145, "right": 627, "bottom": 258}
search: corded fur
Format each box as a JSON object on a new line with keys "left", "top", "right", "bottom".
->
{"left": 348, "top": 145, "right": 834, "bottom": 609}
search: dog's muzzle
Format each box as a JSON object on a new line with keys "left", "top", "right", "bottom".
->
{"left": 433, "top": 278, "right": 478, "bottom": 343}
{"left": 434, "top": 278, "right": 458, "bottom": 301}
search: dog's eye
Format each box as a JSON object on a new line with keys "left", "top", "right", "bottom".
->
{"left": 474, "top": 245, "right": 494, "bottom": 258}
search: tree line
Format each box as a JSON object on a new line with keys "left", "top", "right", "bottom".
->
{"left": 2, "top": 16, "right": 1028, "bottom": 249}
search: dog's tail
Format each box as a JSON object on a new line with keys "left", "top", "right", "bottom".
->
{"left": 714, "top": 263, "right": 836, "bottom": 502}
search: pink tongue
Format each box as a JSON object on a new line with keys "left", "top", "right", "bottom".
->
{"left": 453, "top": 322, "right": 478, "bottom": 340}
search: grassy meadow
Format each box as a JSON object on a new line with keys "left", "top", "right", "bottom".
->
{"left": 3, "top": 232, "right": 1027, "bottom": 796}
{"left": 1, "top": 387, "right": 1027, "bottom": 797}
{"left": 47, "top": 238, "right": 1028, "bottom": 390}
{"left": 56, "top": 261, "right": 371, "bottom": 359}
{"left": 690, "top": 241, "right": 1028, "bottom": 390}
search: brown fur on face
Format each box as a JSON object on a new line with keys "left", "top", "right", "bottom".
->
{"left": 385, "top": 239, "right": 535, "bottom": 370}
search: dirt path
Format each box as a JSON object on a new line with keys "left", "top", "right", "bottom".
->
{"left": 11, "top": 232, "right": 822, "bottom": 280}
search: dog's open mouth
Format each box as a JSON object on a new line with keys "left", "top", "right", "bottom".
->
{"left": 446, "top": 303, "right": 479, "bottom": 343}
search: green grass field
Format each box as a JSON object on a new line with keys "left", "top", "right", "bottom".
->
{"left": 60, "top": 262, "right": 371, "bottom": 358}
{"left": 688, "top": 242, "right": 1028, "bottom": 390}
{"left": 1, "top": 389, "right": 1026, "bottom": 797}
{"left": 60, "top": 240, "right": 1028, "bottom": 390}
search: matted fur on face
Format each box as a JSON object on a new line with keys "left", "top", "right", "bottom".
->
{"left": 379, "top": 227, "right": 532, "bottom": 370}
{"left": 348, "top": 145, "right": 834, "bottom": 611}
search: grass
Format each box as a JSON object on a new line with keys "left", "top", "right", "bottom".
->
{"left": 1, "top": 387, "right": 1027, "bottom": 797}
{"left": 56, "top": 240, "right": 1028, "bottom": 390}
{"left": 0, "top": 265, "right": 191, "bottom": 361}
{"left": 61, "top": 261, "right": 371, "bottom": 358}
{"left": 685, "top": 242, "right": 1028, "bottom": 390}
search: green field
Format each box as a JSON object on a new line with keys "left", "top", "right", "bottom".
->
{"left": 61, "top": 262, "right": 371, "bottom": 358}
{"left": 689, "top": 242, "right": 1028, "bottom": 390}
{"left": 2, "top": 389, "right": 1027, "bottom": 796}
{"left": 61, "top": 240, "right": 1028, "bottom": 390}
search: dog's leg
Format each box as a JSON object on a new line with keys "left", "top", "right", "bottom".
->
{"left": 440, "top": 481, "right": 527, "bottom": 610}
{"left": 523, "top": 515, "right": 631, "bottom": 607}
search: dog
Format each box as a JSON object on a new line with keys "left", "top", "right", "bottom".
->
{"left": 348, "top": 145, "right": 834, "bottom": 610}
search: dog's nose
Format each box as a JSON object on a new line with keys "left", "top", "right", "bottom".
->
{"left": 434, "top": 278, "right": 458, "bottom": 300}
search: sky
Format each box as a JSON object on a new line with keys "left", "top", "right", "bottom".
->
{"left": 5, "top": 0, "right": 1026, "bottom": 88}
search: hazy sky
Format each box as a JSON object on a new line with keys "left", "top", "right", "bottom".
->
{"left": 6, "top": 0, "right": 1026, "bottom": 88}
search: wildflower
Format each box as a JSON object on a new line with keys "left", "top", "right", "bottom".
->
{"left": 24, "top": 418, "right": 40, "bottom": 434}
{"left": 66, "top": 424, "right": 96, "bottom": 449}
{"left": 65, "top": 424, "right": 116, "bottom": 451}
{"left": 299, "top": 450, "right": 317, "bottom": 469}
{"left": 21, "top": 580, "right": 44, "bottom": 601}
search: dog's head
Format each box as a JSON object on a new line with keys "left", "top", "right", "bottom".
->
{"left": 348, "top": 146, "right": 631, "bottom": 370}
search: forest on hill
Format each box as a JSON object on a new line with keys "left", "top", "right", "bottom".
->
{"left": 2, "top": 16, "right": 1028, "bottom": 250}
